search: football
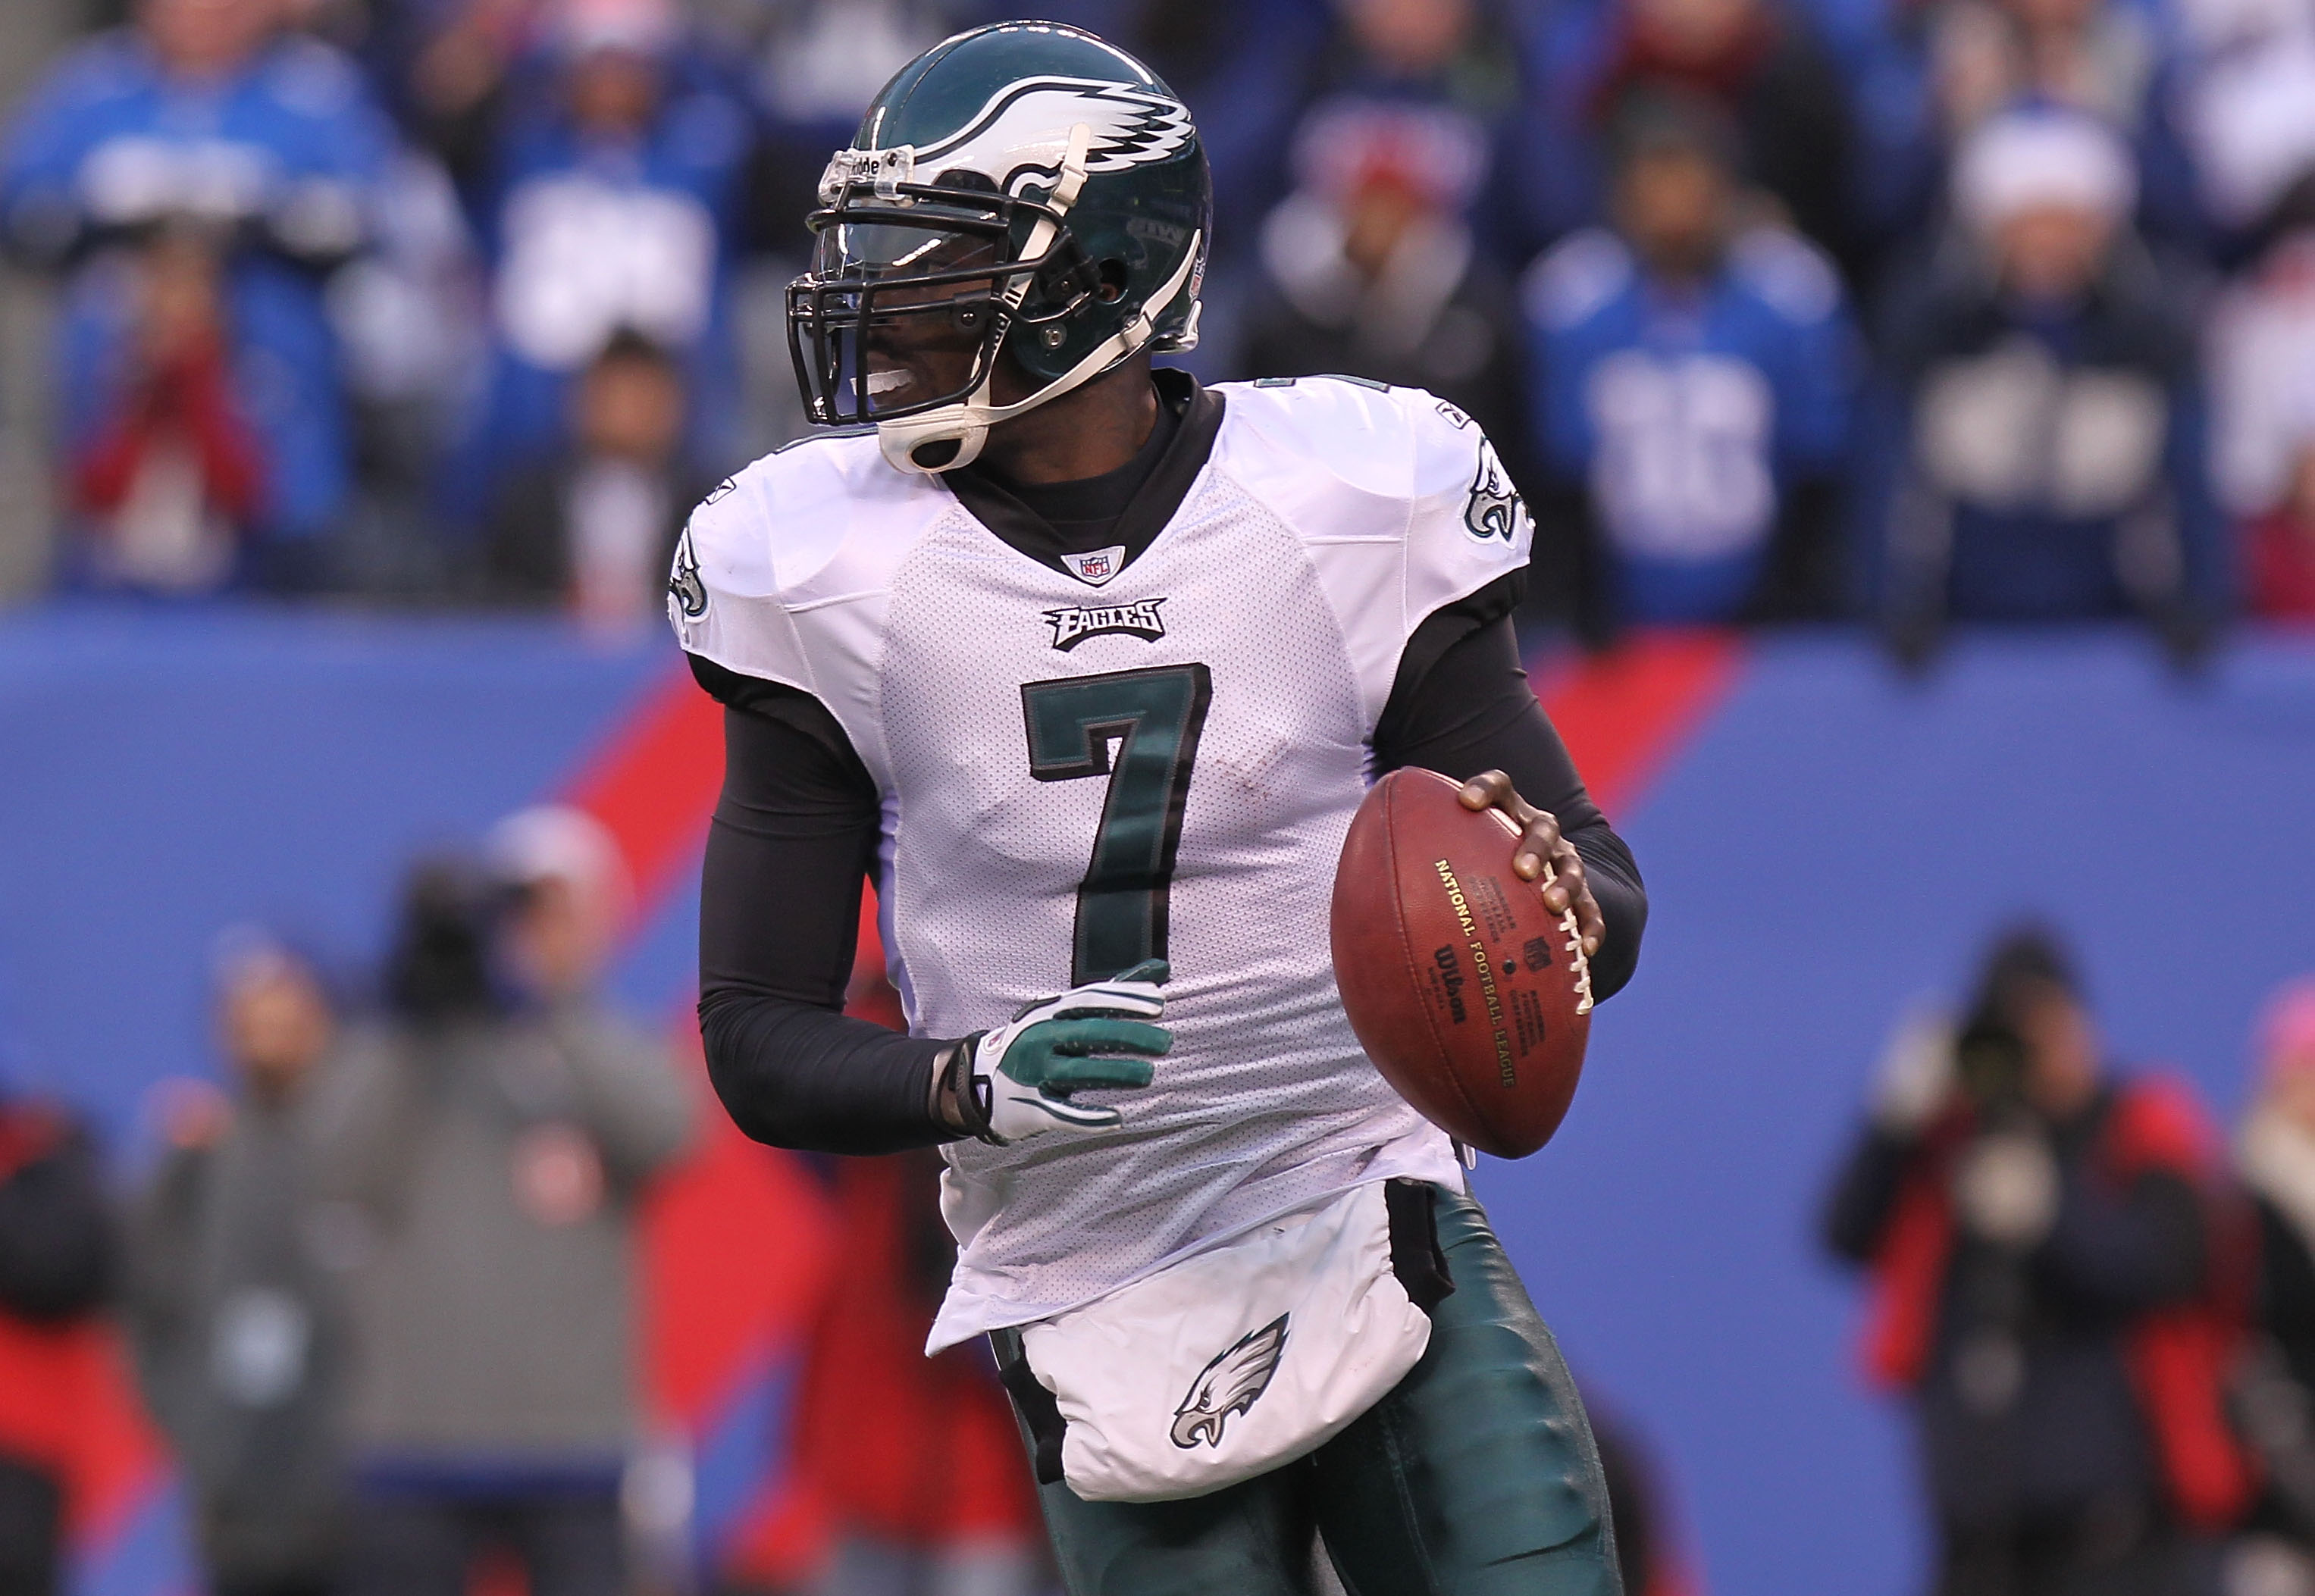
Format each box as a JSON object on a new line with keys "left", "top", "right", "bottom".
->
{"left": 1330, "top": 768, "right": 1595, "bottom": 1159}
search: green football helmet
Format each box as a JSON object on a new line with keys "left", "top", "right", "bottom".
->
{"left": 785, "top": 21, "right": 1211, "bottom": 474}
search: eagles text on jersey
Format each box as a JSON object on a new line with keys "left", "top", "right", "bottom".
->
{"left": 672, "top": 377, "right": 1533, "bottom": 1349}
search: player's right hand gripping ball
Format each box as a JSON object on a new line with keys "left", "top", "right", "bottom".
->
{"left": 957, "top": 961, "right": 1172, "bottom": 1144}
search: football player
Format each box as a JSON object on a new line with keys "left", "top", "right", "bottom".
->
{"left": 675, "top": 21, "right": 1648, "bottom": 1594}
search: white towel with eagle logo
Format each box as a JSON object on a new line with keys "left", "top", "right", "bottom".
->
{"left": 1017, "top": 1180, "right": 1432, "bottom": 1501}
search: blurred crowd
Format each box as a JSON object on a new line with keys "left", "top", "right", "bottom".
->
{"left": 1825, "top": 931, "right": 2315, "bottom": 1596}
{"left": 0, "top": 805, "right": 1695, "bottom": 1596}
{"left": 0, "top": 807, "right": 705, "bottom": 1596}
{"left": 0, "top": 0, "right": 2313, "bottom": 656}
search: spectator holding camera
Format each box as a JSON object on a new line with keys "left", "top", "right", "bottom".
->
{"left": 0, "top": 0, "right": 395, "bottom": 591}
{"left": 127, "top": 934, "right": 346, "bottom": 1596}
{"left": 309, "top": 808, "right": 691, "bottom": 1596}
{"left": 1858, "top": 105, "right": 2229, "bottom": 665}
{"left": 1523, "top": 92, "right": 1853, "bottom": 642}
{"left": 1822, "top": 928, "right": 2251, "bottom": 1595}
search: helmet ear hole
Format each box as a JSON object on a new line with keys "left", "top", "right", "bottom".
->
{"left": 1095, "top": 258, "right": 1129, "bottom": 303}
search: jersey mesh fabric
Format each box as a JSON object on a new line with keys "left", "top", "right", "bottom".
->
{"left": 674, "top": 379, "right": 1528, "bottom": 1349}
{"left": 878, "top": 471, "right": 1461, "bottom": 1347}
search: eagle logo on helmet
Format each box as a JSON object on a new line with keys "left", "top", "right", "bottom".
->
{"left": 1170, "top": 1314, "right": 1288, "bottom": 1449}
{"left": 910, "top": 77, "right": 1194, "bottom": 195}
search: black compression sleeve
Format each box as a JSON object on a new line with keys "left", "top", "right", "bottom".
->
{"left": 691, "top": 658, "right": 954, "bottom": 1153}
{"left": 1371, "top": 610, "right": 1648, "bottom": 1001}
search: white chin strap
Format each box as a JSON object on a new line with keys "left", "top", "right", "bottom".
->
{"left": 876, "top": 122, "right": 1202, "bottom": 476}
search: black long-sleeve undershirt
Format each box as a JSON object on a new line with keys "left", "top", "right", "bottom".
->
{"left": 693, "top": 600, "right": 1646, "bottom": 1155}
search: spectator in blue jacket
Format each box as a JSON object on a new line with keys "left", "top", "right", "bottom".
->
{"left": 1858, "top": 105, "right": 2229, "bottom": 664}
{"left": 1525, "top": 94, "right": 1854, "bottom": 640}
{"left": 444, "top": 0, "right": 752, "bottom": 517}
{"left": 0, "top": 0, "right": 395, "bottom": 592}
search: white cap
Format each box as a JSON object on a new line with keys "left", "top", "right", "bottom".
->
{"left": 1952, "top": 105, "right": 2138, "bottom": 234}
{"left": 550, "top": 0, "right": 678, "bottom": 57}
{"left": 487, "top": 805, "right": 631, "bottom": 909}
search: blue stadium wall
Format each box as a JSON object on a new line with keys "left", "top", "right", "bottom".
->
{"left": 4, "top": 604, "right": 2313, "bottom": 1595}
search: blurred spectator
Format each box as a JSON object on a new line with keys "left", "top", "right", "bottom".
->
{"left": 324, "top": 146, "right": 487, "bottom": 596}
{"left": 1590, "top": 1404, "right": 1696, "bottom": 1596}
{"left": 0, "top": 0, "right": 395, "bottom": 592}
{"left": 67, "top": 224, "right": 268, "bottom": 592}
{"left": 479, "top": 327, "right": 709, "bottom": 625}
{"left": 2167, "top": 0, "right": 2315, "bottom": 258}
{"left": 1270, "top": 0, "right": 1521, "bottom": 271}
{"left": 1853, "top": 0, "right": 2204, "bottom": 264}
{"left": 0, "top": 1088, "right": 115, "bottom": 1596}
{"left": 1858, "top": 106, "right": 2227, "bottom": 665}
{"left": 309, "top": 809, "right": 692, "bottom": 1596}
{"left": 1822, "top": 928, "right": 2251, "bottom": 1595}
{"left": 1579, "top": 0, "right": 1861, "bottom": 284}
{"left": 1524, "top": 94, "right": 1853, "bottom": 640}
{"left": 791, "top": 1151, "right": 1048, "bottom": 1596}
{"left": 2229, "top": 979, "right": 2315, "bottom": 1593}
{"left": 2241, "top": 428, "right": 2315, "bottom": 622}
{"left": 1241, "top": 104, "right": 1528, "bottom": 462}
{"left": 127, "top": 934, "right": 346, "bottom": 1596}
{"left": 437, "top": 0, "right": 752, "bottom": 513}
{"left": 2208, "top": 222, "right": 2315, "bottom": 619}
{"left": 747, "top": 0, "right": 945, "bottom": 149}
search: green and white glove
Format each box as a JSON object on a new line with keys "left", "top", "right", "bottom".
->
{"left": 946, "top": 960, "right": 1171, "bottom": 1145}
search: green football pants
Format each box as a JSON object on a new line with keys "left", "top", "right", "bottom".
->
{"left": 1001, "top": 1184, "right": 1624, "bottom": 1596}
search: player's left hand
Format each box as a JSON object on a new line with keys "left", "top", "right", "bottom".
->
{"left": 1458, "top": 770, "right": 1605, "bottom": 959}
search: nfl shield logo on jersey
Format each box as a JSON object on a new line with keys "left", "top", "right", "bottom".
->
{"left": 1060, "top": 545, "right": 1127, "bottom": 587}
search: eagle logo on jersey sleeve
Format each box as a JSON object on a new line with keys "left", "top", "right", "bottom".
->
{"left": 1170, "top": 1314, "right": 1289, "bottom": 1449}
{"left": 669, "top": 521, "right": 707, "bottom": 619}
{"left": 1464, "top": 437, "right": 1524, "bottom": 543}
{"left": 909, "top": 79, "right": 1194, "bottom": 195}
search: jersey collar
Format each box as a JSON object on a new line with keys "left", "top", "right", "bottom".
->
{"left": 940, "top": 368, "right": 1226, "bottom": 584}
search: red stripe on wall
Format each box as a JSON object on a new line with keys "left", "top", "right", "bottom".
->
{"left": 562, "top": 662, "right": 728, "bottom": 913}
{"left": 1537, "top": 630, "right": 1746, "bottom": 815}
{"left": 640, "top": 1030, "right": 837, "bottom": 1432}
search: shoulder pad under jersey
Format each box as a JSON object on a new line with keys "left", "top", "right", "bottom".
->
{"left": 1211, "top": 377, "right": 1530, "bottom": 729}
{"left": 667, "top": 427, "right": 930, "bottom": 692}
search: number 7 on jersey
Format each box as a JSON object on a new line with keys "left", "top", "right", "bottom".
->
{"left": 1020, "top": 664, "right": 1213, "bottom": 986}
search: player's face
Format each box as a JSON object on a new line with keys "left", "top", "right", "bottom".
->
{"left": 816, "top": 219, "right": 1004, "bottom": 415}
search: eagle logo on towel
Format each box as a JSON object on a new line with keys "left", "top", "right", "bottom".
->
{"left": 1170, "top": 1314, "right": 1288, "bottom": 1449}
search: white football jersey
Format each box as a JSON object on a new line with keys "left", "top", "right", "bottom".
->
{"left": 674, "top": 377, "right": 1532, "bottom": 1350}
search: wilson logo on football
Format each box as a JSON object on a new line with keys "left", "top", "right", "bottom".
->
{"left": 1045, "top": 597, "right": 1167, "bottom": 650}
